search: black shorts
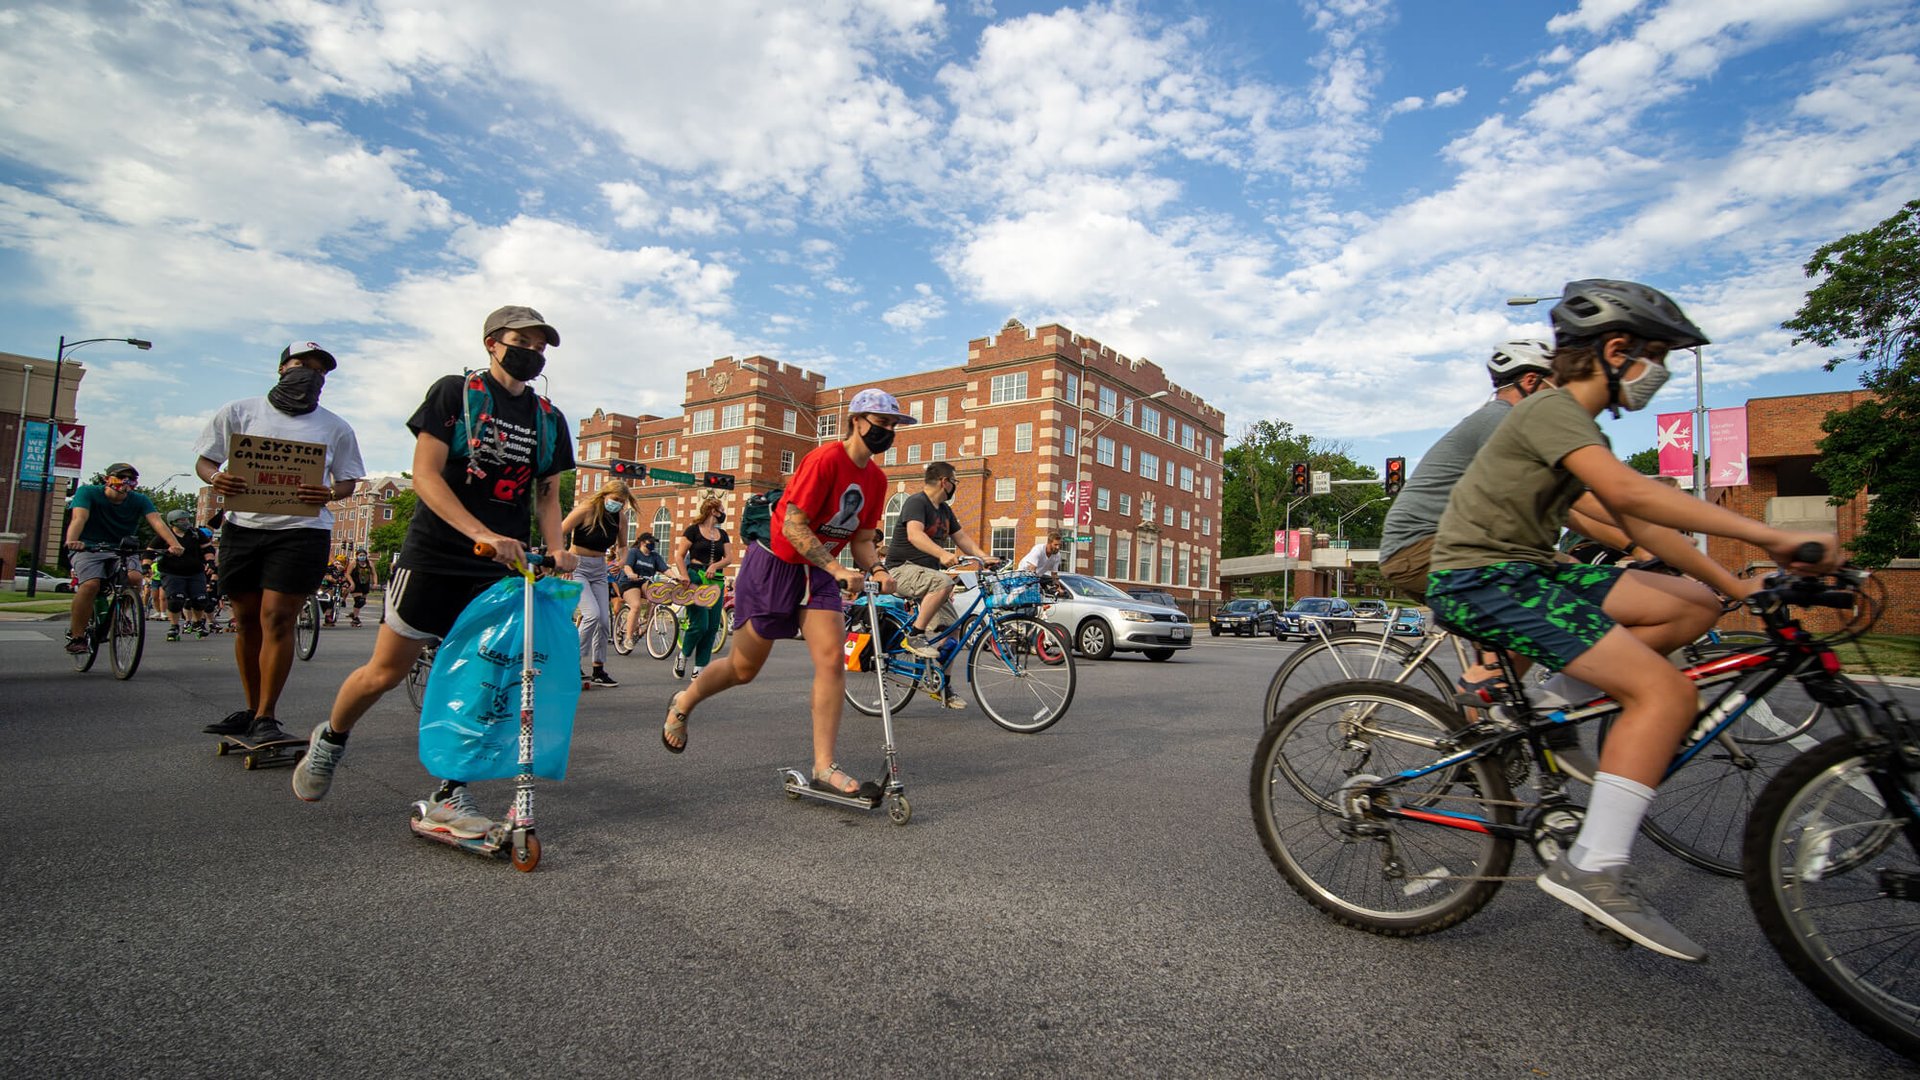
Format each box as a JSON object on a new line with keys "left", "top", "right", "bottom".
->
{"left": 382, "top": 566, "right": 508, "bottom": 641}
{"left": 218, "top": 524, "right": 331, "bottom": 596}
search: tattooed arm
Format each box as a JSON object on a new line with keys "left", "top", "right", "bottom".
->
{"left": 784, "top": 505, "right": 864, "bottom": 589}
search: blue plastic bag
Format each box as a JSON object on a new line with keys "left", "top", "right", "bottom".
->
{"left": 418, "top": 574, "right": 584, "bottom": 782}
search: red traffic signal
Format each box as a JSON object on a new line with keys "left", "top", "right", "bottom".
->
{"left": 1289, "top": 462, "right": 1309, "bottom": 497}
{"left": 608, "top": 460, "right": 648, "bottom": 479}
{"left": 1383, "top": 456, "right": 1406, "bottom": 498}
{"left": 702, "top": 471, "right": 736, "bottom": 490}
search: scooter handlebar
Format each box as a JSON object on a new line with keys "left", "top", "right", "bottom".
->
{"left": 473, "top": 542, "right": 548, "bottom": 568}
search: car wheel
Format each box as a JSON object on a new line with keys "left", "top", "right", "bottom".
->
{"left": 1143, "top": 648, "right": 1175, "bottom": 661}
{"left": 1209, "top": 626, "right": 1219, "bottom": 637}
{"left": 1076, "top": 619, "right": 1115, "bottom": 661}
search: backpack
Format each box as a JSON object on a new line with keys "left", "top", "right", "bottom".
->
{"left": 740, "top": 487, "right": 785, "bottom": 547}
{"left": 448, "top": 371, "right": 559, "bottom": 476}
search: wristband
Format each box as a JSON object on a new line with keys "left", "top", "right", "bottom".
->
{"left": 867, "top": 565, "right": 887, "bottom": 576}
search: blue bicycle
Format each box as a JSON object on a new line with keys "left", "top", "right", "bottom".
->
{"left": 844, "top": 557, "right": 1076, "bottom": 734}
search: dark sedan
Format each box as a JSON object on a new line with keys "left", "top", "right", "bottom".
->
{"left": 1272, "top": 596, "right": 1358, "bottom": 641}
{"left": 1209, "top": 598, "right": 1277, "bottom": 637}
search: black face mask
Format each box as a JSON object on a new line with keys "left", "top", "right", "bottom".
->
{"left": 498, "top": 344, "right": 546, "bottom": 382}
{"left": 859, "top": 420, "right": 896, "bottom": 455}
{"left": 268, "top": 367, "right": 325, "bottom": 415}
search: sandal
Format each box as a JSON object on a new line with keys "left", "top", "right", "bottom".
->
{"left": 662, "top": 691, "right": 690, "bottom": 754}
{"left": 809, "top": 763, "right": 881, "bottom": 800}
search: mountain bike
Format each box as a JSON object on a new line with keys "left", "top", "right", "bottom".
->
{"left": 70, "top": 539, "right": 146, "bottom": 679}
{"left": 844, "top": 559, "right": 1076, "bottom": 734}
{"left": 1251, "top": 559, "right": 1920, "bottom": 1058}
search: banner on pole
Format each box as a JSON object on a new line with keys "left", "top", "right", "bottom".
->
{"left": 1708, "top": 407, "right": 1749, "bottom": 486}
{"left": 1655, "top": 412, "right": 1693, "bottom": 478}
{"left": 19, "top": 422, "right": 85, "bottom": 485}
{"left": 1062, "top": 479, "right": 1093, "bottom": 531}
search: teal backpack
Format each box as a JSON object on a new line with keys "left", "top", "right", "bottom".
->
{"left": 449, "top": 371, "right": 559, "bottom": 481}
{"left": 740, "top": 488, "right": 785, "bottom": 547}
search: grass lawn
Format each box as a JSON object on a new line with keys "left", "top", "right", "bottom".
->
{"left": 0, "top": 591, "right": 72, "bottom": 615}
{"left": 1844, "top": 634, "right": 1920, "bottom": 678}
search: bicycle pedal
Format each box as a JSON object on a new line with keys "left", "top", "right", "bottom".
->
{"left": 1580, "top": 915, "right": 1633, "bottom": 951}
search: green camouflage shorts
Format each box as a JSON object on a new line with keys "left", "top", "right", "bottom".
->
{"left": 1424, "top": 561, "right": 1623, "bottom": 670}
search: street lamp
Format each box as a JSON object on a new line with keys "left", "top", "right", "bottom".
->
{"left": 25, "top": 335, "right": 153, "bottom": 597}
{"left": 1509, "top": 294, "right": 1707, "bottom": 548}
{"left": 1073, "top": 387, "right": 1168, "bottom": 576}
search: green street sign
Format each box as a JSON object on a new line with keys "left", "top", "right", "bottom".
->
{"left": 1072, "top": 535, "right": 1095, "bottom": 543}
{"left": 647, "top": 468, "right": 697, "bottom": 485}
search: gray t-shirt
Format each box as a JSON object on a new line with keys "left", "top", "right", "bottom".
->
{"left": 1429, "top": 389, "right": 1608, "bottom": 572}
{"left": 1379, "top": 399, "right": 1512, "bottom": 560}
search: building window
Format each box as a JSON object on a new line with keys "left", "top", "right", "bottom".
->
{"left": 1121, "top": 446, "right": 1132, "bottom": 472}
{"left": 1096, "top": 436, "right": 1115, "bottom": 467}
{"left": 1177, "top": 550, "right": 1189, "bottom": 587}
{"left": 1014, "top": 423, "right": 1032, "bottom": 453}
{"left": 691, "top": 449, "right": 710, "bottom": 472}
{"left": 1181, "top": 423, "right": 1195, "bottom": 451}
{"left": 884, "top": 447, "right": 898, "bottom": 465}
{"left": 1091, "top": 534, "right": 1109, "bottom": 577}
{"left": 1141, "top": 452, "right": 1159, "bottom": 482}
{"left": 721, "top": 404, "right": 745, "bottom": 429}
{"left": 1097, "top": 385, "right": 1117, "bottom": 417}
{"left": 908, "top": 445, "right": 922, "bottom": 464}
{"left": 884, "top": 492, "right": 908, "bottom": 543}
{"left": 1119, "top": 494, "right": 1132, "bottom": 517}
{"left": 780, "top": 450, "right": 796, "bottom": 474}
{"left": 932, "top": 442, "right": 946, "bottom": 459}
{"left": 1180, "top": 466, "right": 1194, "bottom": 492}
{"left": 933, "top": 397, "right": 949, "bottom": 422}
{"left": 1062, "top": 425, "right": 1077, "bottom": 459}
{"left": 981, "top": 427, "right": 998, "bottom": 456}
{"left": 1163, "top": 505, "right": 1174, "bottom": 526}
{"left": 1204, "top": 476, "right": 1212, "bottom": 499}
{"left": 1201, "top": 516, "right": 1211, "bottom": 536}
{"left": 908, "top": 400, "right": 923, "bottom": 421}
{"left": 1181, "top": 510, "right": 1191, "bottom": 530}
{"left": 1166, "top": 463, "right": 1175, "bottom": 488}
{"left": 1116, "top": 535, "right": 1131, "bottom": 579}
{"left": 1205, "top": 436, "right": 1214, "bottom": 460}
{"left": 995, "top": 478, "right": 1015, "bottom": 501}
{"left": 382, "top": 507, "right": 392, "bottom": 520}
{"left": 1095, "top": 487, "right": 1110, "bottom": 511}
{"left": 1161, "top": 546, "right": 1174, "bottom": 584}
{"left": 720, "top": 445, "right": 740, "bottom": 470}
{"left": 653, "top": 506, "right": 672, "bottom": 536}
{"left": 991, "top": 526, "right": 1016, "bottom": 563}
{"left": 818, "top": 413, "right": 839, "bottom": 439}
{"left": 1140, "top": 406, "right": 1161, "bottom": 438}
{"left": 990, "top": 373, "right": 1028, "bottom": 404}
{"left": 1064, "top": 373, "right": 1080, "bottom": 407}
{"left": 691, "top": 409, "right": 715, "bottom": 434}
{"left": 783, "top": 408, "right": 797, "bottom": 433}
{"left": 667, "top": 438, "right": 676, "bottom": 456}
{"left": 1139, "top": 540, "right": 1155, "bottom": 583}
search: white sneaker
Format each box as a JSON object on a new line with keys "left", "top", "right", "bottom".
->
{"left": 688, "top": 665, "right": 702, "bottom": 681}
{"left": 421, "top": 786, "right": 494, "bottom": 839}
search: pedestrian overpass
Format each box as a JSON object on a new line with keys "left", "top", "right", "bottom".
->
{"left": 1218, "top": 540, "right": 1380, "bottom": 588}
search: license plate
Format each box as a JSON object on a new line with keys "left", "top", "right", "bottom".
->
{"left": 1172, "top": 627, "right": 1189, "bottom": 640}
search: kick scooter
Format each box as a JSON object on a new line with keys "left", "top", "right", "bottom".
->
{"left": 779, "top": 578, "right": 912, "bottom": 825}
{"left": 407, "top": 543, "right": 549, "bottom": 871}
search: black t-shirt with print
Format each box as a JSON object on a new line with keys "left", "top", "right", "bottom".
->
{"left": 681, "top": 523, "right": 730, "bottom": 568}
{"left": 886, "top": 492, "right": 959, "bottom": 570}
{"left": 397, "top": 372, "right": 575, "bottom": 577}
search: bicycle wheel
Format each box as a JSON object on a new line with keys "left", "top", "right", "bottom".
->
{"left": 406, "top": 647, "right": 433, "bottom": 714}
{"left": 296, "top": 594, "right": 320, "bottom": 661}
{"left": 710, "top": 604, "right": 732, "bottom": 656}
{"left": 612, "top": 614, "right": 635, "bottom": 655}
{"left": 1251, "top": 680, "right": 1514, "bottom": 935}
{"left": 1689, "top": 634, "right": 1826, "bottom": 745}
{"left": 109, "top": 593, "right": 145, "bottom": 680}
{"left": 967, "top": 615, "right": 1076, "bottom": 734}
{"left": 645, "top": 606, "right": 676, "bottom": 660}
{"left": 72, "top": 617, "right": 99, "bottom": 672}
{"left": 843, "top": 604, "right": 918, "bottom": 718}
{"left": 1264, "top": 633, "right": 1456, "bottom": 726}
{"left": 1744, "top": 736, "right": 1920, "bottom": 1058}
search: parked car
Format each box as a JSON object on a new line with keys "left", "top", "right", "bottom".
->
{"left": 1390, "top": 608, "right": 1427, "bottom": 636}
{"left": 1271, "top": 596, "right": 1358, "bottom": 641}
{"left": 1209, "top": 598, "right": 1277, "bottom": 637}
{"left": 1350, "top": 599, "right": 1390, "bottom": 621}
{"left": 1041, "top": 575, "right": 1193, "bottom": 661}
{"left": 1124, "top": 587, "right": 1182, "bottom": 611}
{"left": 10, "top": 569, "right": 73, "bottom": 593}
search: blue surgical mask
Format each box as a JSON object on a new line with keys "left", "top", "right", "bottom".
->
{"left": 603, "top": 499, "right": 622, "bottom": 514}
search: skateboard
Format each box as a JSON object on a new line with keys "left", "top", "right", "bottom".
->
{"left": 214, "top": 731, "right": 307, "bottom": 770}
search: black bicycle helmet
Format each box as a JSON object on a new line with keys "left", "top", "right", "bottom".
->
{"left": 1487, "top": 339, "right": 1553, "bottom": 386}
{"left": 1549, "top": 279, "right": 1709, "bottom": 349}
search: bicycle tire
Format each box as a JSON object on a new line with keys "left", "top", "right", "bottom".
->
{"left": 1688, "top": 633, "right": 1825, "bottom": 745}
{"left": 1744, "top": 736, "right": 1920, "bottom": 1058}
{"left": 109, "top": 592, "right": 145, "bottom": 680}
{"left": 406, "top": 647, "right": 433, "bottom": 714}
{"left": 612, "top": 614, "right": 635, "bottom": 655}
{"left": 968, "top": 615, "right": 1076, "bottom": 734}
{"left": 645, "top": 607, "right": 676, "bottom": 660}
{"left": 296, "top": 594, "right": 320, "bottom": 661}
{"left": 843, "top": 604, "right": 918, "bottom": 718}
{"left": 1251, "top": 680, "right": 1514, "bottom": 935}
{"left": 1264, "top": 633, "right": 1456, "bottom": 726}
{"left": 72, "top": 617, "right": 99, "bottom": 672}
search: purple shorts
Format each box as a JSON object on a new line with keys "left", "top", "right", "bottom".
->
{"left": 732, "top": 542, "right": 843, "bottom": 640}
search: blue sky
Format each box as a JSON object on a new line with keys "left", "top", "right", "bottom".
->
{"left": 2, "top": 0, "right": 1915, "bottom": 491}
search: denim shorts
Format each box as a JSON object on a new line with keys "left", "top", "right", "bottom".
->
{"left": 1425, "top": 561, "right": 1624, "bottom": 670}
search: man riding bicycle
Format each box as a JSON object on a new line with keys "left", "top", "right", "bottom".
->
{"left": 62, "top": 463, "right": 183, "bottom": 653}
{"left": 886, "top": 460, "right": 1000, "bottom": 708}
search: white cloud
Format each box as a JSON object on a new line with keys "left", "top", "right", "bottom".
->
{"left": 880, "top": 283, "right": 947, "bottom": 331}
{"left": 602, "top": 182, "right": 659, "bottom": 229}
{"left": 1547, "top": 0, "right": 1650, "bottom": 35}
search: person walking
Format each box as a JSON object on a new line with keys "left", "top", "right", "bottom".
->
{"left": 669, "top": 495, "right": 737, "bottom": 682}
{"left": 194, "top": 342, "right": 366, "bottom": 744}
{"left": 561, "top": 477, "right": 629, "bottom": 689}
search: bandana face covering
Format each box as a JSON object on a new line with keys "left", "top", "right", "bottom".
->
{"left": 269, "top": 367, "right": 325, "bottom": 415}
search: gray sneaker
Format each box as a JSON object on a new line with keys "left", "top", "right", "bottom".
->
{"left": 1537, "top": 858, "right": 1706, "bottom": 962}
{"left": 903, "top": 632, "right": 941, "bottom": 659}
{"left": 292, "top": 724, "right": 345, "bottom": 802}
{"left": 421, "top": 786, "right": 493, "bottom": 839}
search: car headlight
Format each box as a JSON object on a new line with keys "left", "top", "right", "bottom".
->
{"left": 1119, "top": 610, "right": 1156, "bottom": 623}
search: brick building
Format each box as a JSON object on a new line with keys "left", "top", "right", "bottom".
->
{"left": 574, "top": 320, "right": 1227, "bottom": 600}
{"left": 327, "top": 475, "right": 412, "bottom": 555}
{"left": 1708, "top": 389, "right": 1918, "bottom": 635}
{"left": 0, "top": 352, "right": 86, "bottom": 576}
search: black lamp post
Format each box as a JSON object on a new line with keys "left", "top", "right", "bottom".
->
{"left": 24, "top": 335, "right": 152, "bottom": 597}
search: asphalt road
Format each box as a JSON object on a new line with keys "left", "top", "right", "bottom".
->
{"left": 0, "top": 614, "right": 1913, "bottom": 1077}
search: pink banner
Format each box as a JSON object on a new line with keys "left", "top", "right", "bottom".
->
{"left": 1061, "top": 480, "right": 1093, "bottom": 529}
{"left": 1709, "top": 407, "right": 1749, "bottom": 486}
{"left": 1655, "top": 412, "right": 1693, "bottom": 477}
{"left": 1272, "top": 529, "right": 1310, "bottom": 559}
{"left": 1077, "top": 479, "right": 1092, "bottom": 528}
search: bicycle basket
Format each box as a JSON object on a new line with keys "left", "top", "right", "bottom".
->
{"left": 989, "top": 573, "right": 1043, "bottom": 610}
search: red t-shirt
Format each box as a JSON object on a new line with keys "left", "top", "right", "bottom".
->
{"left": 769, "top": 441, "right": 887, "bottom": 565}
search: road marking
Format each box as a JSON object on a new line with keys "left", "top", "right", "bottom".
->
{"left": 0, "top": 630, "right": 54, "bottom": 643}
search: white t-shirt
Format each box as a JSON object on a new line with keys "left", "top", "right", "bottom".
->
{"left": 192, "top": 398, "right": 366, "bottom": 531}
{"left": 1019, "top": 541, "right": 1063, "bottom": 574}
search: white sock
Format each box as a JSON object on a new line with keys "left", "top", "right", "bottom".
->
{"left": 1540, "top": 672, "right": 1606, "bottom": 705}
{"left": 1566, "top": 772, "right": 1656, "bottom": 872}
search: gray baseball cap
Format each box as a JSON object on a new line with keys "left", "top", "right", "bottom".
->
{"left": 483, "top": 305, "right": 560, "bottom": 346}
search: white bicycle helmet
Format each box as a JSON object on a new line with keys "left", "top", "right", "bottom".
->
{"left": 1487, "top": 339, "right": 1554, "bottom": 387}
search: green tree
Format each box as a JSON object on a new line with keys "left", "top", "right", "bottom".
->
{"left": 1625, "top": 447, "right": 1660, "bottom": 475}
{"left": 1220, "top": 420, "right": 1387, "bottom": 559}
{"left": 367, "top": 489, "right": 417, "bottom": 572}
{"left": 1782, "top": 198, "right": 1920, "bottom": 566}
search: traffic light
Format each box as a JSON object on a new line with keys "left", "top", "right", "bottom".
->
{"left": 1289, "top": 462, "right": 1309, "bottom": 497}
{"left": 1383, "top": 456, "right": 1406, "bottom": 498}
{"left": 608, "top": 459, "right": 648, "bottom": 480}
{"left": 702, "top": 471, "right": 736, "bottom": 491}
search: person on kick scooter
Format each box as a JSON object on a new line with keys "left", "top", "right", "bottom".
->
{"left": 886, "top": 460, "right": 1000, "bottom": 709}
{"left": 290, "top": 305, "right": 576, "bottom": 841}
{"left": 662, "top": 387, "right": 907, "bottom": 799}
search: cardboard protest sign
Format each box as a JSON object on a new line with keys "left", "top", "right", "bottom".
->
{"left": 223, "top": 434, "right": 327, "bottom": 516}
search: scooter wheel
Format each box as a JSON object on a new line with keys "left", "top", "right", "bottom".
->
{"left": 888, "top": 795, "right": 912, "bottom": 826}
{"left": 511, "top": 832, "right": 541, "bottom": 872}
